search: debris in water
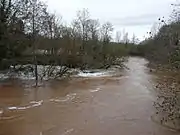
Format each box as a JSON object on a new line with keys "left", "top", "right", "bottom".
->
{"left": 50, "top": 93, "right": 77, "bottom": 103}
{"left": 90, "top": 88, "right": 101, "bottom": 93}
{"left": 8, "top": 100, "right": 43, "bottom": 110}
{"left": 61, "top": 128, "right": 74, "bottom": 135}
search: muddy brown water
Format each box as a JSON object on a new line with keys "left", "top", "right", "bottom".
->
{"left": 0, "top": 57, "right": 179, "bottom": 135}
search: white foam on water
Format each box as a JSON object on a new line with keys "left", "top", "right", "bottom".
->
{"left": 0, "top": 65, "right": 119, "bottom": 80}
{"left": 61, "top": 128, "right": 74, "bottom": 135}
{"left": 0, "top": 65, "right": 71, "bottom": 81}
{"left": 78, "top": 71, "right": 108, "bottom": 77}
{"left": 8, "top": 107, "right": 18, "bottom": 110}
{"left": 50, "top": 93, "right": 77, "bottom": 103}
{"left": 30, "top": 100, "right": 43, "bottom": 107}
{"left": 0, "top": 109, "right": 3, "bottom": 115}
{"left": 0, "top": 73, "right": 9, "bottom": 80}
{"left": 90, "top": 88, "right": 101, "bottom": 93}
{"left": 0, "top": 72, "right": 35, "bottom": 80}
{"left": 8, "top": 100, "right": 43, "bottom": 110}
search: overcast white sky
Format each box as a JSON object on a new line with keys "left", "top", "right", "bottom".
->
{"left": 43, "top": 0, "right": 176, "bottom": 41}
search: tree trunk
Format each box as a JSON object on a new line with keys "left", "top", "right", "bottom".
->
{"left": 32, "top": 1, "right": 38, "bottom": 86}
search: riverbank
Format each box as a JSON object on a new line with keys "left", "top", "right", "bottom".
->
{"left": 145, "top": 61, "right": 180, "bottom": 130}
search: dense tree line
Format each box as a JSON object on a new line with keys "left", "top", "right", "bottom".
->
{"left": 138, "top": 3, "right": 180, "bottom": 69}
{"left": 0, "top": 0, "right": 134, "bottom": 84}
{"left": 136, "top": 2, "right": 180, "bottom": 128}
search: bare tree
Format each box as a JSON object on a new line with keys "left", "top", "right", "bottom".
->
{"left": 131, "top": 33, "right": 137, "bottom": 44}
{"left": 115, "top": 31, "right": 121, "bottom": 43}
{"left": 20, "top": 0, "right": 49, "bottom": 86}
{"left": 150, "top": 22, "right": 159, "bottom": 38}
{"left": 99, "top": 22, "right": 114, "bottom": 68}
{"left": 100, "top": 22, "right": 113, "bottom": 43}
{"left": 76, "top": 8, "right": 90, "bottom": 51}
{"left": 122, "top": 31, "right": 129, "bottom": 44}
{"left": 88, "top": 19, "right": 100, "bottom": 41}
{"left": 171, "top": 3, "right": 180, "bottom": 22}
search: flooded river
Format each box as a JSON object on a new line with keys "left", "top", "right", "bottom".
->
{"left": 0, "top": 57, "right": 179, "bottom": 135}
